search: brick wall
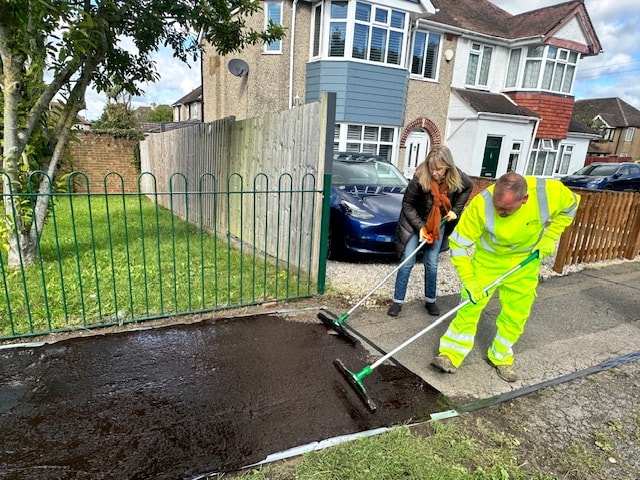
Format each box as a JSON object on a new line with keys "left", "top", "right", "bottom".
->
{"left": 69, "top": 132, "right": 139, "bottom": 193}
{"left": 585, "top": 155, "right": 629, "bottom": 165}
{"left": 507, "top": 93, "right": 574, "bottom": 139}
{"left": 469, "top": 176, "right": 494, "bottom": 201}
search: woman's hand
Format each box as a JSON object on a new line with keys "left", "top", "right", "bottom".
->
{"left": 445, "top": 211, "right": 458, "bottom": 222}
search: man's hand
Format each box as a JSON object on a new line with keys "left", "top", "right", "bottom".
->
{"left": 465, "top": 282, "right": 488, "bottom": 304}
{"left": 467, "top": 287, "right": 489, "bottom": 303}
{"left": 445, "top": 211, "right": 457, "bottom": 222}
{"left": 535, "top": 236, "right": 556, "bottom": 259}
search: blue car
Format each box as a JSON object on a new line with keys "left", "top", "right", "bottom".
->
{"left": 328, "top": 152, "right": 408, "bottom": 259}
{"left": 560, "top": 162, "right": 640, "bottom": 191}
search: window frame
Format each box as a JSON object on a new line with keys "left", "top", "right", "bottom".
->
{"left": 409, "top": 29, "right": 442, "bottom": 81}
{"left": 505, "top": 45, "right": 578, "bottom": 94}
{"left": 465, "top": 42, "right": 493, "bottom": 88}
{"left": 311, "top": 3, "right": 324, "bottom": 58}
{"left": 507, "top": 141, "right": 522, "bottom": 173}
{"left": 321, "top": 0, "right": 408, "bottom": 67}
{"left": 625, "top": 127, "right": 635, "bottom": 142}
{"left": 602, "top": 128, "right": 615, "bottom": 142}
{"left": 556, "top": 143, "right": 574, "bottom": 175}
{"left": 333, "top": 123, "right": 398, "bottom": 163}
{"left": 264, "top": 1, "right": 283, "bottom": 54}
{"left": 525, "top": 138, "right": 558, "bottom": 177}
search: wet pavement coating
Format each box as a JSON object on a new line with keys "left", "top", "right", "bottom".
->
{"left": 0, "top": 313, "right": 446, "bottom": 479}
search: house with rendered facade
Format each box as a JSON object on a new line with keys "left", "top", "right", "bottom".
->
{"left": 172, "top": 86, "right": 203, "bottom": 122}
{"left": 201, "top": 0, "right": 601, "bottom": 180}
{"left": 572, "top": 97, "right": 640, "bottom": 163}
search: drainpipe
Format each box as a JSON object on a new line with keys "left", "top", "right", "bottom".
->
{"left": 288, "top": 0, "right": 299, "bottom": 109}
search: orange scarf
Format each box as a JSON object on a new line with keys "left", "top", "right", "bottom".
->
{"left": 422, "top": 180, "right": 451, "bottom": 245}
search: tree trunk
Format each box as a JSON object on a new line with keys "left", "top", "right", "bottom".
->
{"left": 7, "top": 231, "right": 38, "bottom": 267}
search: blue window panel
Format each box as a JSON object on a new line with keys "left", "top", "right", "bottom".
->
{"left": 369, "top": 27, "right": 387, "bottom": 62}
{"left": 355, "top": 2, "right": 370, "bottom": 21}
{"left": 388, "top": 31, "right": 403, "bottom": 65}
{"left": 391, "top": 10, "right": 405, "bottom": 29}
{"left": 374, "top": 7, "right": 387, "bottom": 23}
{"left": 329, "top": 23, "right": 346, "bottom": 57}
{"left": 331, "top": 1, "right": 347, "bottom": 18}
{"left": 352, "top": 23, "right": 369, "bottom": 59}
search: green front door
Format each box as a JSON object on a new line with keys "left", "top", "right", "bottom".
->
{"left": 481, "top": 136, "right": 502, "bottom": 178}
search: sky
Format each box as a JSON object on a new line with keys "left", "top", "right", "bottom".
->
{"left": 80, "top": 0, "right": 640, "bottom": 121}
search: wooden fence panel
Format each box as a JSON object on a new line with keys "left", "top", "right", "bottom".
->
{"left": 139, "top": 95, "right": 332, "bottom": 283}
{"left": 554, "top": 189, "right": 640, "bottom": 272}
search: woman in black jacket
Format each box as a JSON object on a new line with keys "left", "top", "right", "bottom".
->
{"left": 387, "top": 145, "right": 473, "bottom": 317}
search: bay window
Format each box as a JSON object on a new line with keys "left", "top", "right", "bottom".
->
{"left": 319, "top": 1, "right": 408, "bottom": 66}
{"left": 506, "top": 45, "right": 578, "bottom": 94}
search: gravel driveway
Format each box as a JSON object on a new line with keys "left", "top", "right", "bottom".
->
{"left": 325, "top": 250, "right": 579, "bottom": 308}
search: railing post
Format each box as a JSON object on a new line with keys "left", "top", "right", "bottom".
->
{"left": 316, "top": 92, "right": 336, "bottom": 295}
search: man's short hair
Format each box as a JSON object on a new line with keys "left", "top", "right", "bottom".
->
{"left": 495, "top": 173, "right": 527, "bottom": 200}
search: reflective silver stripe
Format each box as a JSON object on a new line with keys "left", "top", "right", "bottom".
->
{"left": 440, "top": 340, "right": 472, "bottom": 356}
{"left": 494, "top": 333, "right": 514, "bottom": 349}
{"left": 513, "top": 178, "right": 548, "bottom": 253}
{"left": 480, "top": 189, "right": 500, "bottom": 252}
{"left": 566, "top": 192, "right": 579, "bottom": 217}
{"left": 450, "top": 230, "right": 474, "bottom": 248}
{"left": 479, "top": 236, "right": 497, "bottom": 252}
{"left": 536, "top": 177, "right": 550, "bottom": 226}
{"left": 446, "top": 330, "right": 475, "bottom": 343}
{"left": 490, "top": 345, "right": 512, "bottom": 360}
{"left": 481, "top": 189, "right": 495, "bottom": 235}
{"left": 450, "top": 247, "right": 467, "bottom": 258}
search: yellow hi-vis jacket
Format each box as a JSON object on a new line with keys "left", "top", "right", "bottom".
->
{"left": 449, "top": 177, "right": 580, "bottom": 272}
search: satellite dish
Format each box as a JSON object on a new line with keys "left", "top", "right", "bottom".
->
{"left": 228, "top": 58, "right": 249, "bottom": 77}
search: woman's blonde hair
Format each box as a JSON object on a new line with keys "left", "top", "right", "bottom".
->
{"left": 414, "top": 145, "right": 464, "bottom": 192}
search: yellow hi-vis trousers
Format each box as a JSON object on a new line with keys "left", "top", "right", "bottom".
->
{"left": 438, "top": 256, "right": 540, "bottom": 368}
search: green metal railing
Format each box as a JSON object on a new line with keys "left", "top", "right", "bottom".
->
{"left": 0, "top": 170, "right": 323, "bottom": 340}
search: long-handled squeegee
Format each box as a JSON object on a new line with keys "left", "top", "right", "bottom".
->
{"left": 335, "top": 250, "right": 540, "bottom": 412}
{"left": 319, "top": 221, "right": 447, "bottom": 343}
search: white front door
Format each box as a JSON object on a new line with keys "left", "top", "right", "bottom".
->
{"left": 403, "top": 130, "right": 430, "bottom": 179}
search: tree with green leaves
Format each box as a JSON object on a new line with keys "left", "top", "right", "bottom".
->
{"left": 0, "top": 0, "right": 285, "bottom": 267}
{"left": 140, "top": 104, "right": 173, "bottom": 122}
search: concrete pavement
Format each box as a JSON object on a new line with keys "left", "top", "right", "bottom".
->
{"left": 342, "top": 260, "right": 640, "bottom": 407}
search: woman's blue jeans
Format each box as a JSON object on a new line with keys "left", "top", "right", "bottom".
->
{"left": 392, "top": 233, "right": 443, "bottom": 304}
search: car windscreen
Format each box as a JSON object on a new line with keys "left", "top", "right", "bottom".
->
{"left": 332, "top": 161, "right": 408, "bottom": 187}
{"left": 576, "top": 164, "right": 620, "bottom": 176}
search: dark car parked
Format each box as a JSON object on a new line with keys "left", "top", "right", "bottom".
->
{"left": 328, "top": 152, "right": 408, "bottom": 258}
{"left": 560, "top": 162, "right": 640, "bottom": 191}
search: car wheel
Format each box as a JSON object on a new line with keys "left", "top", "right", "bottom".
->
{"left": 603, "top": 184, "right": 613, "bottom": 190}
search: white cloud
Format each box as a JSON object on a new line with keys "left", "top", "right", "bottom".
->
{"left": 81, "top": 46, "right": 200, "bottom": 121}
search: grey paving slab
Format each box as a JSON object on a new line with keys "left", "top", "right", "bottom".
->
{"left": 344, "top": 261, "right": 640, "bottom": 406}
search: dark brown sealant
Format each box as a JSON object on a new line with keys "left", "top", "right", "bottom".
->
{"left": 0, "top": 313, "right": 448, "bottom": 479}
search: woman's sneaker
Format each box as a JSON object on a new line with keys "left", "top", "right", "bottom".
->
{"left": 387, "top": 302, "right": 402, "bottom": 317}
{"left": 425, "top": 301, "right": 440, "bottom": 316}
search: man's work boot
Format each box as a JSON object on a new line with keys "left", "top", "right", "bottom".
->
{"left": 431, "top": 354, "right": 457, "bottom": 373}
{"left": 494, "top": 364, "right": 517, "bottom": 382}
